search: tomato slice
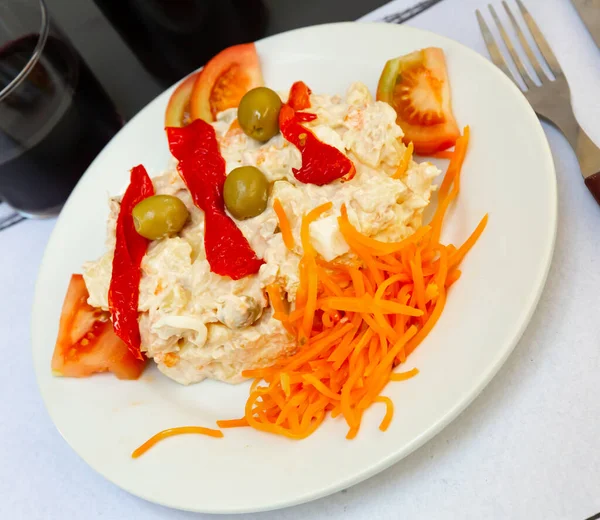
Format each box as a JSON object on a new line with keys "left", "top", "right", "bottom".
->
{"left": 189, "top": 43, "right": 263, "bottom": 122}
{"left": 376, "top": 47, "right": 460, "bottom": 155}
{"left": 164, "top": 72, "right": 198, "bottom": 128}
{"left": 51, "top": 274, "right": 146, "bottom": 380}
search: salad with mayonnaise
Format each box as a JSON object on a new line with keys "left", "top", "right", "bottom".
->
{"left": 82, "top": 82, "right": 439, "bottom": 385}
{"left": 51, "top": 43, "right": 487, "bottom": 449}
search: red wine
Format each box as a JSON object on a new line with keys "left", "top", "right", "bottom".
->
{"left": 92, "top": 0, "right": 268, "bottom": 85}
{"left": 0, "top": 34, "right": 123, "bottom": 216}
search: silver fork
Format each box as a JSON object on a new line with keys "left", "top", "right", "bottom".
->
{"left": 476, "top": 0, "right": 600, "bottom": 205}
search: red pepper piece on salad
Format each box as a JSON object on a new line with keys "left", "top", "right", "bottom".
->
{"left": 108, "top": 164, "right": 155, "bottom": 360}
{"left": 280, "top": 81, "right": 355, "bottom": 186}
{"left": 287, "top": 81, "right": 312, "bottom": 111}
{"left": 166, "top": 119, "right": 265, "bottom": 280}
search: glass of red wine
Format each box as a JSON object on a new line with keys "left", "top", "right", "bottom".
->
{"left": 0, "top": 0, "right": 124, "bottom": 218}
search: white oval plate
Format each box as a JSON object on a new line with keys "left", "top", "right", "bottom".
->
{"left": 32, "top": 22, "right": 556, "bottom": 514}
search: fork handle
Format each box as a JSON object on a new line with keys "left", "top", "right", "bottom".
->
{"left": 575, "top": 129, "right": 600, "bottom": 206}
{"left": 585, "top": 173, "right": 600, "bottom": 206}
{"left": 554, "top": 112, "right": 600, "bottom": 206}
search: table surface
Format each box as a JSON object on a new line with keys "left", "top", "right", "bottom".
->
{"left": 2, "top": 0, "right": 600, "bottom": 519}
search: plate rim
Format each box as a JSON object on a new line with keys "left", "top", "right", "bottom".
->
{"left": 31, "top": 20, "right": 557, "bottom": 514}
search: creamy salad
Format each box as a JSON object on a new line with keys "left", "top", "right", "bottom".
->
{"left": 82, "top": 82, "right": 440, "bottom": 385}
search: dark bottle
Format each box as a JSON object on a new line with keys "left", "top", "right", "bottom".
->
{"left": 91, "top": 0, "right": 269, "bottom": 85}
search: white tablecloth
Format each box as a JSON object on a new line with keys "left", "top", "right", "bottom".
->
{"left": 2, "top": 0, "right": 599, "bottom": 518}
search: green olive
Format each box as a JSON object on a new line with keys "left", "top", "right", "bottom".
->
{"left": 132, "top": 194, "right": 189, "bottom": 240}
{"left": 237, "top": 87, "right": 282, "bottom": 142}
{"left": 223, "top": 166, "right": 269, "bottom": 220}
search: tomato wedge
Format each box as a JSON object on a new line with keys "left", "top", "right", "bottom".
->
{"left": 164, "top": 72, "right": 198, "bottom": 128}
{"left": 189, "top": 43, "right": 263, "bottom": 122}
{"left": 377, "top": 47, "right": 460, "bottom": 155}
{"left": 51, "top": 274, "right": 146, "bottom": 380}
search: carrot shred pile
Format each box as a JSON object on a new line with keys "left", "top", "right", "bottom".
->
{"left": 132, "top": 127, "right": 487, "bottom": 456}
{"left": 226, "top": 126, "right": 488, "bottom": 440}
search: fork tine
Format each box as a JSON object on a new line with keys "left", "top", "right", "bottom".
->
{"left": 488, "top": 5, "right": 536, "bottom": 89}
{"left": 476, "top": 9, "right": 519, "bottom": 87}
{"left": 502, "top": 1, "right": 549, "bottom": 82}
{"left": 515, "top": 0, "right": 562, "bottom": 77}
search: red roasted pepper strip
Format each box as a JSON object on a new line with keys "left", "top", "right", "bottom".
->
{"left": 288, "top": 81, "right": 312, "bottom": 110}
{"left": 166, "top": 119, "right": 264, "bottom": 280}
{"left": 108, "top": 165, "right": 154, "bottom": 360}
{"left": 280, "top": 81, "right": 355, "bottom": 186}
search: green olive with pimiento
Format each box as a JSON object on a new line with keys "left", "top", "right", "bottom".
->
{"left": 223, "top": 166, "right": 269, "bottom": 220}
{"left": 237, "top": 87, "right": 282, "bottom": 142}
{"left": 132, "top": 194, "right": 189, "bottom": 240}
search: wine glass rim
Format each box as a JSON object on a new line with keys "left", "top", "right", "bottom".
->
{"left": 0, "top": 0, "right": 50, "bottom": 102}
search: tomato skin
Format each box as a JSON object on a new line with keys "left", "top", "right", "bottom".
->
{"left": 377, "top": 47, "right": 460, "bottom": 155}
{"left": 164, "top": 72, "right": 198, "bottom": 128}
{"left": 51, "top": 274, "right": 146, "bottom": 380}
{"left": 189, "top": 43, "right": 263, "bottom": 122}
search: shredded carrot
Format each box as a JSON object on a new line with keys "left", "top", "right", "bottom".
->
{"left": 446, "top": 269, "right": 462, "bottom": 287}
{"left": 410, "top": 249, "right": 426, "bottom": 314}
{"left": 273, "top": 198, "right": 295, "bottom": 251}
{"left": 424, "top": 283, "right": 439, "bottom": 303}
{"left": 318, "top": 267, "right": 344, "bottom": 296}
{"left": 338, "top": 204, "right": 431, "bottom": 256}
{"left": 298, "top": 203, "right": 332, "bottom": 341}
{"left": 266, "top": 283, "right": 294, "bottom": 335}
{"left": 392, "top": 142, "right": 414, "bottom": 179}
{"left": 372, "top": 299, "right": 422, "bottom": 316}
{"left": 132, "top": 426, "right": 223, "bottom": 458}
{"left": 150, "top": 125, "right": 488, "bottom": 444}
{"left": 449, "top": 214, "right": 488, "bottom": 268}
{"left": 300, "top": 258, "right": 318, "bottom": 341}
{"left": 404, "top": 290, "right": 447, "bottom": 359}
{"left": 295, "top": 259, "right": 308, "bottom": 311}
{"left": 375, "top": 396, "right": 394, "bottom": 431}
{"left": 281, "top": 373, "right": 291, "bottom": 397}
{"left": 301, "top": 202, "right": 332, "bottom": 257}
{"left": 321, "top": 296, "right": 369, "bottom": 313}
{"left": 303, "top": 374, "right": 341, "bottom": 401}
{"left": 431, "top": 127, "right": 470, "bottom": 244}
{"left": 217, "top": 418, "right": 249, "bottom": 428}
{"left": 389, "top": 367, "right": 419, "bottom": 381}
